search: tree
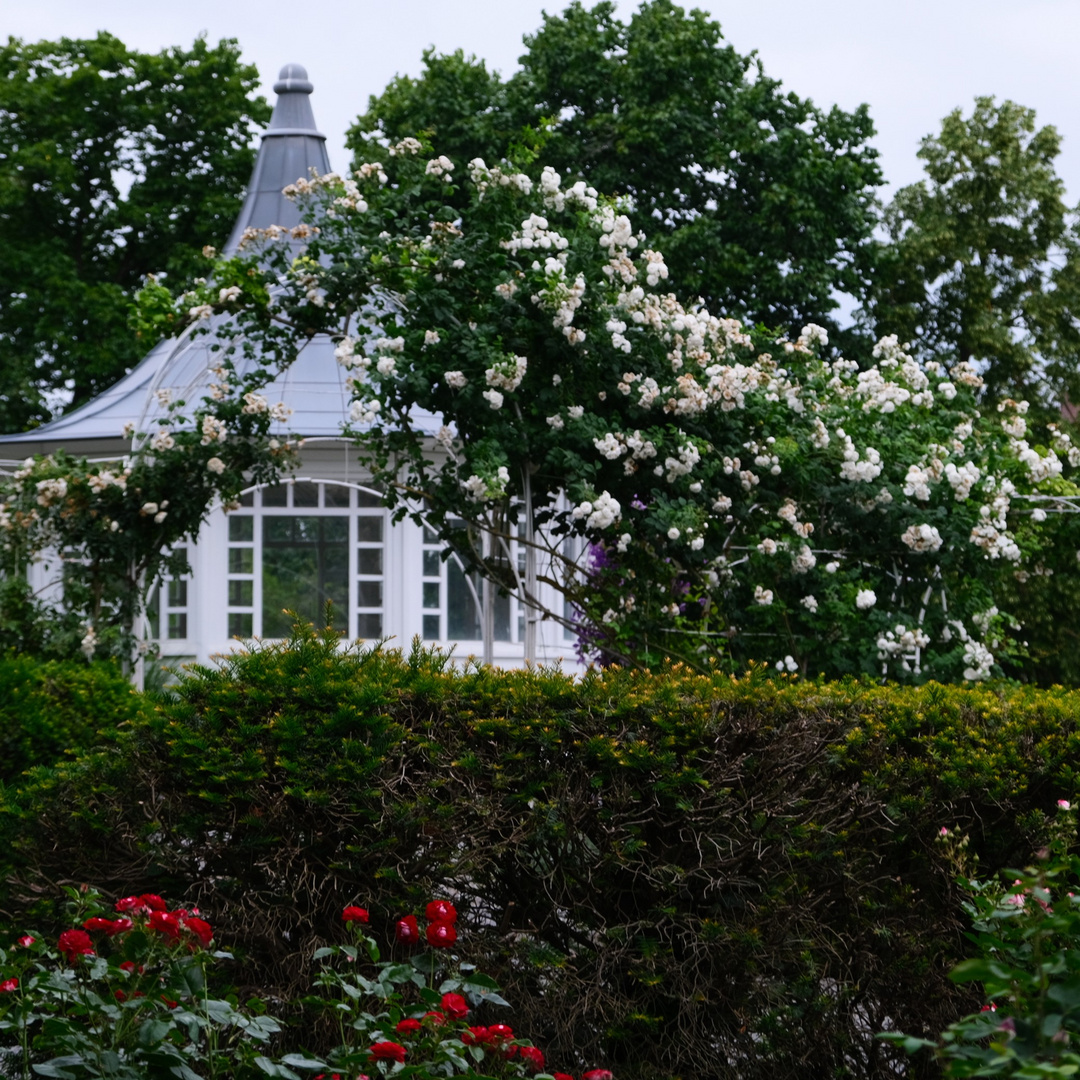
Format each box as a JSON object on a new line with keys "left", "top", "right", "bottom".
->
{"left": 348, "top": 0, "right": 883, "bottom": 346}
{"left": 865, "top": 97, "right": 1080, "bottom": 419}
{"left": 0, "top": 265, "right": 299, "bottom": 668}
{"left": 158, "top": 141, "right": 1080, "bottom": 682}
{"left": 0, "top": 32, "right": 270, "bottom": 432}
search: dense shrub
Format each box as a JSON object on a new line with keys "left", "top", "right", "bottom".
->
{"left": 0, "top": 653, "right": 148, "bottom": 783}
{"left": 1, "top": 625, "right": 1077, "bottom": 1079}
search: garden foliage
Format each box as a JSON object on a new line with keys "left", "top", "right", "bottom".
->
{"left": 153, "top": 136, "right": 1080, "bottom": 681}
{"left": 0, "top": 655, "right": 147, "bottom": 784}
{"left": 2, "top": 628, "right": 1079, "bottom": 1078}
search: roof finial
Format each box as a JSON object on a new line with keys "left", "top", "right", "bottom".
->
{"left": 274, "top": 63, "right": 313, "bottom": 95}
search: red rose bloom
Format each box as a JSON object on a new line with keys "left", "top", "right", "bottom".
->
{"left": 114, "top": 989, "right": 127, "bottom": 1002}
{"left": 440, "top": 991, "right": 469, "bottom": 1020}
{"left": 139, "top": 894, "right": 167, "bottom": 912}
{"left": 426, "top": 920, "right": 457, "bottom": 948}
{"left": 487, "top": 1023, "right": 514, "bottom": 1041}
{"left": 369, "top": 1042, "right": 407, "bottom": 1063}
{"left": 425, "top": 899, "right": 457, "bottom": 924}
{"left": 181, "top": 917, "right": 213, "bottom": 947}
{"left": 583, "top": 1071, "right": 615, "bottom": 1080}
{"left": 395, "top": 1018, "right": 422, "bottom": 1035}
{"left": 342, "top": 906, "right": 369, "bottom": 924}
{"left": 115, "top": 897, "right": 144, "bottom": 913}
{"left": 394, "top": 915, "right": 419, "bottom": 945}
{"left": 160, "top": 995, "right": 179, "bottom": 1009}
{"left": 16, "top": 936, "right": 34, "bottom": 948}
{"left": 553, "top": 1073, "right": 576, "bottom": 1080}
{"left": 58, "top": 929, "right": 94, "bottom": 963}
{"left": 0, "top": 978, "right": 17, "bottom": 992}
{"left": 148, "top": 911, "right": 181, "bottom": 940}
{"left": 462, "top": 1026, "right": 489, "bottom": 1046}
{"left": 519, "top": 1046, "right": 545, "bottom": 1073}
{"left": 82, "top": 917, "right": 116, "bottom": 933}
{"left": 119, "top": 961, "right": 136, "bottom": 972}
{"left": 423, "top": 1010, "right": 447, "bottom": 1025}
{"left": 108, "top": 918, "right": 133, "bottom": 937}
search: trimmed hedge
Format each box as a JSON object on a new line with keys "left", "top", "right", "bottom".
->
{"left": 1, "top": 627, "right": 1077, "bottom": 1078}
{"left": 0, "top": 654, "right": 148, "bottom": 783}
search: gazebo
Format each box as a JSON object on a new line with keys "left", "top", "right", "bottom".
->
{"left": 0, "top": 65, "right": 578, "bottom": 670}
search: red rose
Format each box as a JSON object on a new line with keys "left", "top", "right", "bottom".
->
{"left": 82, "top": 917, "right": 115, "bottom": 933}
{"left": 16, "top": 936, "right": 34, "bottom": 948}
{"left": 440, "top": 991, "right": 469, "bottom": 1020}
{"left": 58, "top": 929, "right": 95, "bottom": 963}
{"left": 342, "top": 905, "right": 369, "bottom": 924}
{"left": 426, "top": 920, "right": 457, "bottom": 948}
{"left": 139, "top": 894, "right": 167, "bottom": 912}
{"left": 462, "top": 1026, "right": 489, "bottom": 1046}
{"left": 518, "top": 1046, "right": 545, "bottom": 1073}
{"left": 0, "top": 978, "right": 17, "bottom": 992}
{"left": 423, "top": 1010, "right": 447, "bottom": 1026}
{"left": 148, "top": 911, "right": 181, "bottom": 940}
{"left": 487, "top": 1023, "right": 514, "bottom": 1041}
{"left": 582, "top": 1071, "right": 615, "bottom": 1080}
{"left": 115, "top": 897, "right": 143, "bottom": 913}
{"left": 182, "top": 917, "right": 213, "bottom": 947}
{"left": 160, "top": 995, "right": 179, "bottom": 1009}
{"left": 394, "top": 915, "right": 419, "bottom": 945}
{"left": 425, "top": 899, "right": 457, "bottom": 924}
{"left": 119, "top": 961, "right": 136, "bottom": 972}
{"left": 107, "top": 918, "right": 133, "bottom": 937}
{"left": 553, "top": 1074, "right": 576, "bottom": 1080}
{"left": 369, "top": 1042, "right": 407, "bottom": 1063}
{"left": 114, "top": 989, "right": 127, "bottom": 1002}
{"left": 395, "top": 1018, "right": 423, "bottom": 1035}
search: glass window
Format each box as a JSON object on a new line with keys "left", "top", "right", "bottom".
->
{"left": 262, "top": 516, "right": 349, "bottom": 637}
{"left": 229, "top": 516, "right": 253, "bottom": 542}
{"left": 293, "top": 481, "right": 319, "bottom": 507}
{"left": 262, "top": 485, "right": 288, "bottom": 507}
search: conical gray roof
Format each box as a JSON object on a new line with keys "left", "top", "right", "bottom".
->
{"left": 223, "top": 63, "right": 330, "bottom": 254}
{"left": 0, "top": 65, "right": 425, "bottom": 460}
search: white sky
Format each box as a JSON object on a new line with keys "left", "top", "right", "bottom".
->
{"left": 7, "top": 0, "right": 1080, "bottom": 203}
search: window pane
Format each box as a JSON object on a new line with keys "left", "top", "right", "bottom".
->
{"left": 293, "top": 481, "right": 319, "bottom": 507}
{"left": 494, "top": 590, "right": 511, "bottom": 642}
{"left": 229, "top": 516, "right": 254, "bottom": 542}
{"left": 168, "top": 579, "right": 187, "bottom": 607}
{"left": 357, "top": 548, "right": 382, "bottom": 575}
{"left": 447, "top": 562, "right": 481, "bottom": 639}
{"left": 325, "top": 485, "right": 351, "bottom": 508}
{"left": 324, "top": 517, "right": 348, "bottom": 543}
{"left": 357, "top": 516, "right": 383, "bottom": 543}
{"left": 264, "top": 517, "right": 295, "bottom": 543}
{"left": 238, "top": 491, "right": 254, "bottom": 507}
{"left": 423, "top": 550, "right": 441, "bottom": 577}
{"left": 423, "top": 614, "right": 440, "bottom": 639}
{"left": 229, "top": 580, "right": 253, "bottom": 606}
{"left": 423, "top": 526, "right": 438, "bottom": 543}
{"left": 229, "top": 612, "right": 253, "bottom": 638}
{"left": 263, "top": 516, "right": 349, "bottom": 637}
{"left": 229, "top": 548, "right": 254, "bottom": 574}
{"left": 423, "top": 582, "right": 440, "bottom": 609}
{"left": 358, "top": 580, "right": 382, "bottom": 607}
{"left": 356, "top": 488, "right": 383, "bottom": 508}
{"left": 262, "top": 485, "right": 288, "bottom": 507}
{"left": 357, "top": 612, "right": 383, "bottom": 638}
{"left": 167, "top": 612, "right": 187, "bottom": 639}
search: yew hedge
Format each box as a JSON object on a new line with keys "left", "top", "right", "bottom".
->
{"left": 1, "top": 627, "right": 1077, "bottom": 1079}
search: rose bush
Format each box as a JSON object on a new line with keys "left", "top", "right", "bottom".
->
{"left": 147, "top": 139, "right": 1080, "bottom": 679}
{"left": 0, "top": 888, "right": 615, "bottom": 1080}
{"left": 883, "top": 803, "right": 1080, "bottom": 1077}
{"left": 0, "top": 888, "right": 280, "bottom": 1080}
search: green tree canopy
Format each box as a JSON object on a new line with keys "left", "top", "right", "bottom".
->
{"left": 0, "top": 32, "right": 270, "bottom": 432}
{"left": 348, "top": 0, "right": 883, "bottom": 343}
{"left": 865, "top": 96, "right": 1080, "bottom": 419}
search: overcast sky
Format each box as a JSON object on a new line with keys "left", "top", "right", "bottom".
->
{"left": 8, "top": 0, "right": 1080, "bottom": 203}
